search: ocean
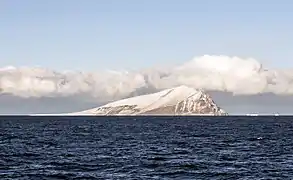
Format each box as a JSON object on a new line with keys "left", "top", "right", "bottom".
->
{"left": 1, "top": 116, "right": 293, "bottom": 179}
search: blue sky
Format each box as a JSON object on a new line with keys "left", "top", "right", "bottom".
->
{"left": 0, "top": 0, "right": 292, "bottom": 71}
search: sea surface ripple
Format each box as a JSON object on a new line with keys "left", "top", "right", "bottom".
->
{"left": 1, "top": 116, "right": 293, "bottom": 179}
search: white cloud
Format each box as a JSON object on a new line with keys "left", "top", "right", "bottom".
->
{"left": 1, "top": 55, "right": 293, "bottom": 100}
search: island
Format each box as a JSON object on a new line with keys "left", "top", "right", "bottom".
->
{"left": 71, "top": 85, "right": 227, "bottom": 116}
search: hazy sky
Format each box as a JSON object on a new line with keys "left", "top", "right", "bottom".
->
{"left": 1, "top": 0, "right": 292, "bottom": 71}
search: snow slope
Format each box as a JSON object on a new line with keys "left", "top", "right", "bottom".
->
{"left": 72, "top": 85, "right": 227, "bottom": 115}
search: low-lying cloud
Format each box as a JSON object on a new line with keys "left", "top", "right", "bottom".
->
{"left": 1, "top": 55, "right": 293, "bottom": 102}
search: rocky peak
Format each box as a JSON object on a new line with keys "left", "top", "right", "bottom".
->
{"left": 174, "top": 91, "right": 226, "bottom": 115}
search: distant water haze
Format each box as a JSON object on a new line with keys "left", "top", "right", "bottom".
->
{"left": 208, "top": 91, "right": 292, "bottom": 115}
{"left": 0, "top": 94, "right": 104, "bottom": 115}
{"left": 0, "top": 91, "right": 292, "bottom": 115}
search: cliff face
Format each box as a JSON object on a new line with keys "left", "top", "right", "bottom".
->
{"left": 73, "top": 85, "right": 227, "bottom": 116}
{"left": 143, "top": 92, "right": 226, "bottom": 115}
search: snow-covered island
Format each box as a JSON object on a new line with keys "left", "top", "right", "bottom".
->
{"left": 71, "top": 85, "right": 227, "bottom": 116}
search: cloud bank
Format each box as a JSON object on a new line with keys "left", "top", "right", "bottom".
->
{"left": 1, "top": 55, "right": 293, "bottom": 101}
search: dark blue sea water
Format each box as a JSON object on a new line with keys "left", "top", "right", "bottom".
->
{"left": 1, "top": 116, "right": 293, "bottom": 180}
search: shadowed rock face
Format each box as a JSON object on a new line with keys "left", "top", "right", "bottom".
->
{"left": 142, "top": 106, "right": 176, "bottom": 114}
{"left": 173, "top": 93, "right": 226, "bottom": 115}
{"left": 93, "top": 105, "right": 140, "bottom": 115}
{"left": 75, "top": 86, "right": 227, "bottom": 116}
{"left": 141, "top": 93, "right": 226, "bottom": 115}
